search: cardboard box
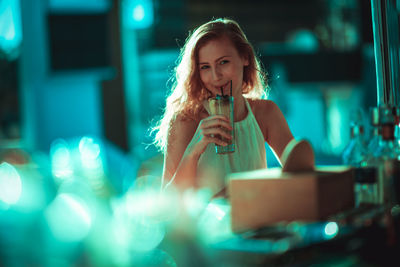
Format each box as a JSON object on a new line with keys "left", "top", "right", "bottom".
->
{"left": 228, "top": 166, "right": 354, "bottom": 233}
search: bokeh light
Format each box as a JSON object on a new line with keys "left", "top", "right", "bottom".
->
{"left": 128, "top": 216, "right": 165, "bottom": 252}
{"left": 197, "top": 198, "right": 233, "bottom": 244}
{"left": 182, "top": 188, "right": 213, "bottom": 218}
{"left": 324, "top": 221, "right": 339, "bottom": 239}
{"left": 272, "top": 239, "right": 291, "bottom": 253}
{"left": 127, "top": 175, "right": 180, "bottom": 222}
{"left": 0, "top": 0, "right": 22, "bottom": 59}
{"left": 111, "top": 194, "right": 166, "bottom": 253}
{"left": 0, "top": 162, "right": 22, "bottom": 207}
{"left": 131, "top": 249, "right": 177, "bottom": 267}
{"left": 133, "top": 4, "right": 145, "bottom": 21}
{"left": 79, "top": 136, "right": 101, "bottom": 167}
{"left": 122, "top": 0, "right": 154, "bottom": 29}
{"left": 45, "top": 193, "right": 92, "bottom": 242}
{"left": 50, "top": 138, "right": 73, "bottom": 180}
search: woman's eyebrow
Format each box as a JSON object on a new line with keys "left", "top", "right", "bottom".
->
{"left": 199, "top": 55, "right": 230, "bottom": 65}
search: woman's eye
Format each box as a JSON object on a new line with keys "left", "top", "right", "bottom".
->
{"left": 220, "top": 60, "right": 229, "bottom": 65}
{"left": 200, "top": 65, "right": 209, "bottom": 70}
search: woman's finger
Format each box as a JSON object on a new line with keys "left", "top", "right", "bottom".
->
{"left": 202, "top": 127, "right": 232, "bottom": 141}
{"left": 205, "top": 135, "right": 229, "bottom": 146}
{"left": 200, "top": 116, "right": 232, "bottom": 130}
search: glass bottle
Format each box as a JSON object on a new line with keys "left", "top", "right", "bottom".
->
{"left": 353, "top": 167, "right": 377, "bottom": 206}
{"left": 365, "top": 107, "right": 381, "bottom": 164}
{"left": 373, "top": 107, "right": 400, "bottom": 205}
{"left": 392, "top": 106, "right": 400, "bottom": 156}
{"left": 342, "top": 109, "right": 367, "bottom": 167}
{"left": 342, "top": 109, "right": 374, "bottom": 207}
{"left": 357, "top": 107, "right": 383, "bottom": 206}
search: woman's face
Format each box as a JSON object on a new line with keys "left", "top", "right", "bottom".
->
{"left": 198, "top": 36, "right": 249, "bottom": 97}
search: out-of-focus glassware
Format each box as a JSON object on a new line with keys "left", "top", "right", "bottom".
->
{"left": 342, "top": 109, "right": 377, "bottom": 207}
{"left": 365, "top": 107, "right": 381, "bottom": 165}
{"left": 392, "top": 106, "right": 400, "bottom": 155}
{"left": 366, "top": 106, "right": 400, "bottom": 205}
{"left": 353, "top": 167, "right": 377, "bottom": 206}
{"left": 342, "top": 109, "right": 367, "bottom": 167}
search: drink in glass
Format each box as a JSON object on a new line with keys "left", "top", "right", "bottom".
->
{"left": 208, "top": 95, "right": 235, "bottom": 154}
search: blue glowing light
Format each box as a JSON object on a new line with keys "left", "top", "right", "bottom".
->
{"left": 0, "top": 0, "right": 22, "bottom": 59}
{"left": 197, "top": 198, "right": 233, "bottom": 244}
{"left": 45, "top": 193, "right": 92, "bottom": 242}
{"left": 48, "top": 0, "right": 111, "bottom": 13}
{"left": 122, "top": 0, "right": 153, "bottom": 29}
{"left": 324, "top": 222, "right": 339, "bottom": 238}
{"left": 133, "top": 4, "right": 145, "bottom": 21}
{"left": 0, "top": 162, "right": 22, "bottom": 206}
{"left": 77, "top": 137, "right": 106, "bottom": 193}
{"left": 112, "top": 189, "right": 167, "bottom": 253}
{"left": 79, "top": 136, "right": 101, "bottom": 161}
{"left": 182, "top": 188, "right": 212, "bottom": 218}
{"left": 51, "top": 139, "right": 73, "bottom": 179}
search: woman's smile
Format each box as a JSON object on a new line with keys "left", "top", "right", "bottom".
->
{"left": 198, "top": 36, "right": 248, "bottom": 97}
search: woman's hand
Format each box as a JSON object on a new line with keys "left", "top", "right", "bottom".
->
{"left": 162, "top": 113, "right": 232, "bottom": 189}
{"left": 185, "top": 115, "right": 232, "bottom": 158}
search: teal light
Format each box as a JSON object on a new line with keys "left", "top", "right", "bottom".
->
{"left": 328, "top": 104, "right": 342, "bottom": 148}
{"left": 0, "top": 0, "right": 22, "bottom": 59}
{"left": 133, "top": 4, "right": 145, "bottom": 21}
{"left": 182, "top": 188, "right": 212, "bottom": 218}
{"left": 0, "top": 162, "right": 22, "bottom": 206}
{"left": 48, "top": 0, "right": 111, "bottom": 13}
{"left": 51, "top": 139, "right": 73, "bottom": 180}
{"left": 272, "top": 239, "right": 290, "bottom": 253}
{"left": 122, "top": 0, "right": 153, "bottom": 29}
{"left": 45, "top": 193, "right": 92, "bottom": 242}
{"left": 324, "top": 222, "right": 339, "bottom": 238}
{"left": 197, "top": 198, "right": 233, "bottom": 244}
{"left": 206, "top": 203, "right": 226, "bottom": 221}
{"left": 112, "top": 189, "right": 166, "bottom": 253}
{"left": 79, "top": 136, "right": 100, "bottom": 160}
{"left": 79, "top": 136, "right": 104, "bottom": 174}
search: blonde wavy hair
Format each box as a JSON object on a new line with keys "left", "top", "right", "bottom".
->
{"left": 152, "top": 18, "right": 268, "bottom": 152}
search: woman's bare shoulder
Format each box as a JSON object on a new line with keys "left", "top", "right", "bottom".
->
{"left": 247, "top": 98, "right": 289, "bottom": 141}
{"left": 247, "top": 99, "right": 281, "bottom": 119}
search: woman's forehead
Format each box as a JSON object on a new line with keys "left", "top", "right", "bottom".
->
{"left": 198, "top": 37, "right": 238, "bottom": 60}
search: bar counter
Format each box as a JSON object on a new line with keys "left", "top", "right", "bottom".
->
{"left": 161, "top": 201, "right": 400, "bottom": 266}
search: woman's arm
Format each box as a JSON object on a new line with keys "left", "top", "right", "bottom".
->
{"left": 162, "top": 114, "right": 232, "bottom": 190}
{"left": 162, "top": 117, "right": 199, "bottom": 189}
{"left": 252, "top": 99, "right": 294, "bottom": 165}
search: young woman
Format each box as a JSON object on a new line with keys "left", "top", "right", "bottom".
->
{"left": 152, "top": 18, "right": 294, "bottom": 196}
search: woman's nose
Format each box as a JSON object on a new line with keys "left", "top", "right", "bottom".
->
{"left": 211, "top": 66, "right": 222, "bottom": 81}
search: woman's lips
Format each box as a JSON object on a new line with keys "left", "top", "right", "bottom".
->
{"left": 215, "top": 81, "right": 230, "bottom": 94}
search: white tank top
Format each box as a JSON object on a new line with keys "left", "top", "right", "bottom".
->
{"left": 197, "top": 98, "right": 267, "bottom": 195}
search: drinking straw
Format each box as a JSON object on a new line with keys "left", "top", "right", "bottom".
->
{"left": 221, "top": 87, "right": 224, "bottom": 97}
{"left": 230, "top": 80, "right": 232, "bottom": 96}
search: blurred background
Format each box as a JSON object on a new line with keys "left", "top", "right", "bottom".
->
{"left": 0, "top": 0, "right": 394, "bottom": 266}
{"left": 0, "top": 0, "right": 379, "bottom": 170}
